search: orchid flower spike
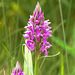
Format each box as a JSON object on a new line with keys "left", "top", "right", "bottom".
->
{"left": 12, "top": 61, "right": 24, "bottom": 75}
{"left": 23, "top": 2, "right": 52, "bottom": 56}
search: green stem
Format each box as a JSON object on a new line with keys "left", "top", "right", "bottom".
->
{"left": 34, "top": 53, "right": 39, "bottom": 75}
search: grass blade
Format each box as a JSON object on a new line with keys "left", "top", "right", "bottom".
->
{"left": 73, "top": 24, "right": 75, "bottom": 49}
{"left": 39, "top": 57, "right": 46, "bottom": 73}
{"left": 41, "top": 52, "right": 60, "bottom": 58}
{"left": 61, "top": 53, "right": 64, "bottom": 75}
{"left": 2, "top": 0, "right": 8, "bottom": 45}
{"left": 58, "top": 0, "right": 69, "bottom": 74}
{"left": 2, "top": 44, "right": 13, "bottom": 59}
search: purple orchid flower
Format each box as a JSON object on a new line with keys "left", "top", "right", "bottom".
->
{"left": 11, "top": 61, "right": 24, "bottom": 75}
{"left": 23, "top": 2, "right": 52, "bottom": 56}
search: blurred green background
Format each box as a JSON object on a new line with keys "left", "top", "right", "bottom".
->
{"left": 0, "top": 0, "right": 75, "bottom": 75}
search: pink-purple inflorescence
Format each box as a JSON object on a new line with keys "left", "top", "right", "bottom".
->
{"left": 23, "top": 2, "right": 52, "bottom": 56}
{"left": 12, "top": 61, "right": 24, "bottom": 75}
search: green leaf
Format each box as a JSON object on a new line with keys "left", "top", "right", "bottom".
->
{"left": 52, "top": 36, "right": 75, "bottom": 56}
{"left": 22, "top": 40, "right": 33, "bottom": 75}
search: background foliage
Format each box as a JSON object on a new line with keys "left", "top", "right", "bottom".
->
{"left": 0, "top": 0, "right": 75, "bottom": 75}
